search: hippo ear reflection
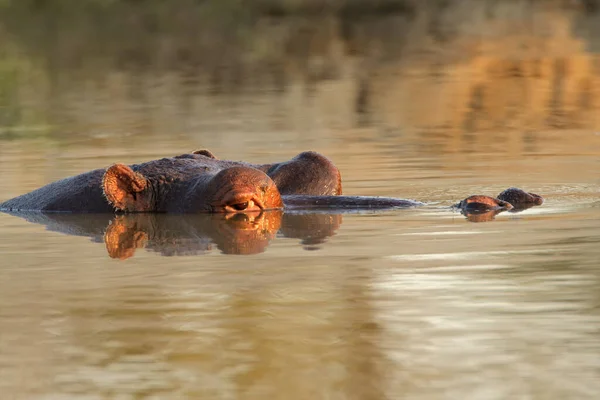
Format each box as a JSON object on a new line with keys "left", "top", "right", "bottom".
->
{"left": 101, "top": 211, "right": 343, "bottom": 259}
{"left": 104, "top": 216, "right": 149, "bottom": 259}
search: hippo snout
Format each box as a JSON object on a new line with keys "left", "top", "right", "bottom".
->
{"left": 204, "top": 167, "right": 284, "bottom": 213}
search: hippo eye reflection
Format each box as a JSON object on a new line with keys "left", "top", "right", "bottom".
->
{"left": 232, "top": 201, "right": 250, "bottom": 211}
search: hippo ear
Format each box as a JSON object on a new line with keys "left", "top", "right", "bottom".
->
{"left": 102, "top": 164, "right": 148, "bottom": 212}
{"left": 192, "top": 149, "right": 218, "bottom": 159}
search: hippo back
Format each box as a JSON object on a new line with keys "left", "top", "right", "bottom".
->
{"left": 0, "top": 169, "right": 113, "bottom": 213}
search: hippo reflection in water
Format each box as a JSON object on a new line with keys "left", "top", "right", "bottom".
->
{"left": 6, "top": 211, "right": 341, "bottom": 259}
{"left": 0, "top": 150, "right": 543, "bottom": 218}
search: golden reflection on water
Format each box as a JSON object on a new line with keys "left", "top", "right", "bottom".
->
{"left": 1, "top": 1, "right": 600, "bottom": 399}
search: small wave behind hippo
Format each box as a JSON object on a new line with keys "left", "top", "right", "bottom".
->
{"left": 0, "top": 150, "right": 543, "bottom": 219}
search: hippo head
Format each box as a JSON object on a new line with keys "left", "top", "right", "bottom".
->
{"left": 497, "top": 187, "right": 544, "bottom": 211}
{"left": 197, "top": 166, "right": 285, "bottom": 213}
{"left": 102, "top": 164, "right": 284, "bottom": 213}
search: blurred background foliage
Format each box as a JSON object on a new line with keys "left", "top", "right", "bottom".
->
{"left": 0, "top": 0, "right": 598, "bottom": 141}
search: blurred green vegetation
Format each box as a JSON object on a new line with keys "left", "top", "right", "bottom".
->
{"left": 0, "top": 0, "right": 595, "bottom": 76}
{"left": 0, "top": 40, "right": 50, "bottom": 139}
{"left": 0, "top": 0, "right": 597, "bottom": 140}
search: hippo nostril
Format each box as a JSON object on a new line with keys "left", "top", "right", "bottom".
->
{"left": 232, "top": 202, "right": 250, "bottom": 211}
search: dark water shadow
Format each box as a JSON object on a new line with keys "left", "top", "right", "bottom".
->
{"left": 3, "top": 211, "right": 342, "bottom": 259}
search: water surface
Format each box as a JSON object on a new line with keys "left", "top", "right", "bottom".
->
{"left": 1, "top": 2, "right": 600, "bottom": 399}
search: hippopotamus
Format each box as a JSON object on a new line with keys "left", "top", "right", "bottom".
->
{"left": 0, "top": 150, "right": 543, "bottom": 215}
{"left": 0, "top": 150, "right": 341, "bottom": 213}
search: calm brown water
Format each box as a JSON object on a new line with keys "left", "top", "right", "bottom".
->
{"left": 1, "top": 2, "right": 600, "bottom": 399}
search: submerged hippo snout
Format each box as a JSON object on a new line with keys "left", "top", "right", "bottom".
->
{"left": 203, "top": 167, "right": 284, "bottom": 213}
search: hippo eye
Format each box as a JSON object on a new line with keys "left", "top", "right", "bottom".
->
{"left": 232, "top": 202, "right": 249, "bottom": 211}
